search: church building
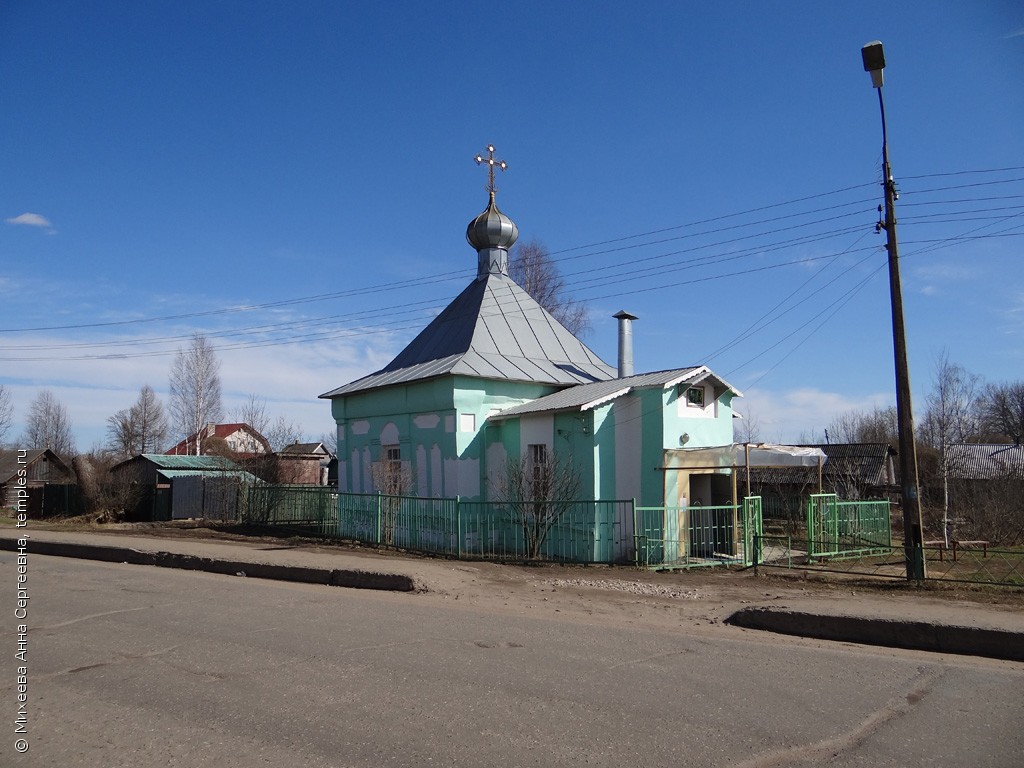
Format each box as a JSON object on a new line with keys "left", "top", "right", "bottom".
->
{"left": 320, "top": 146, "right": 741, "bottom": 513}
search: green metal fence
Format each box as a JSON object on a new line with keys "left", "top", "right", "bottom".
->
{"left": 634, "top": 497, "right": 763, "bottom": 569}
{"left": 458, "top": 499, "right": 633, "bottom": 562}
{"left": 806, "top": 493, "right": 891, "bottom": 559}
{"left": 241, "top": 486, "right": 771, "bottom": 568}
{"left": 241, "top": 484, "right": 1021, "bottom": 586}
{"left": 245, "top": 486, "right": 635, "bottom": 563}
{"left": 337, "top": 492, "right": 461, "bottom": 554}
{"left": 246, "top": 484, "right": 339, "bottom": 536}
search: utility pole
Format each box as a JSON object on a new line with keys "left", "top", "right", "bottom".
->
{"left": 862, "top": 41, "right": 926, "bottom": 580}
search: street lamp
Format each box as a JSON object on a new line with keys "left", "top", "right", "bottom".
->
{"left": 861, "top": 40, "right": 926, "bottom": 580}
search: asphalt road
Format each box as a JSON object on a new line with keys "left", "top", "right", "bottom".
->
{"left": 5, "top": 553, "right": 1023, "bottom": 767}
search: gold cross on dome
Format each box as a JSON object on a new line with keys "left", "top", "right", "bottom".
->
{"left": 474, "top": 144, "right": 508, "bottom": 199}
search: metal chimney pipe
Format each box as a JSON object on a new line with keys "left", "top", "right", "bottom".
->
{"left": 612, "top": 310, "right": 638, "bottom": 378}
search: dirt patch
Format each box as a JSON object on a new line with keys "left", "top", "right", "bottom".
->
{"left": 8, "top": 515, "right": 1024, "bottom": 634}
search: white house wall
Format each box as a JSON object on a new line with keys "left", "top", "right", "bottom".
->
{"left": 361, "top": 446, "right": 372, "bottom": 493}
{"left": 415, "top": 444, "right": 428, "bottom": 496}
{"left": 485, "top": 440, "right": 509, "bottom": 498}
{"left": 444, "top": 456, "right": 481, "bottom": 498}
{"left": 431, "top": 445, "right": 443, "bottom": 496}
{"left": 520, "top": 414, "right": 554, "bottom": 456}
{"left": 613, "top": 395, "right": 643, "bottom": 502}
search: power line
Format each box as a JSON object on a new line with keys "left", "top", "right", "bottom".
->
{"left": 3, "top": 166, "right": 1019, "bottom": 335}
{"left": 2, "top": 167, "right": 1021, "bottom": 364}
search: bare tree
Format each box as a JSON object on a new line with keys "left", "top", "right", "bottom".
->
{"left": 950, "top": 472, "right": 1024, "bottom": 546}
{"left": 370, "top": 447, "right": 412, "bottom": 546}
{"left": 979, "top": 381, "right": 1024, "bottom": 443}
{"left": 493, "top": 447, "right": 583, "bottom": 559}
{"left": 510, "top": 238, "right": 590, "bottom": 337}
{"left": 24, "top": 390, "right": 75, "bottom": 455}
{"left": 265, "top": 415, "right": 306, "bottom": 452}
{"left": 919, "top": 354, "right": 982, "bottom": 545}
{"left": 231, "top": 395, "right": 305, "bottom": 451}
{"left": 919, "top": 354, "right": 981, "bottom": 449}
{"left": 0, "top": 384, "right": 13, "bottom": 446}
{"left": 733, "top": 409, "right": 761, "bottom": 444}
{"left": 75, "top": 450, "right": 146, "bottom": 523}
{"left": 106, "top": 385, "right": 170, "bottom": 458}
{"left": 825, "top": 405, "right": 898, "bottom": 446}
{"left": 169, "top": 333, "right": 222, "bottom": 454}
{"left": 232, "top": 393, "right": 270, "bottom": 437}
{"left": 320, "top": 430, "right": 338, "bottom": 457}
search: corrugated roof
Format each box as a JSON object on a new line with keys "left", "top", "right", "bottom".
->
{"left": 158, "top": 469, "right": 260, "bottom": 483}
{"left": 946, "top": 443, "right": 1024, "bottom": 479}
{"left": 138, "top": 454, "right": 244, "bottom": 471}
{"left": 489, "top": 366, "right": 741, "bottom": 419}
{"left": 320, "top": 273, "right": 615, "bottom": 398}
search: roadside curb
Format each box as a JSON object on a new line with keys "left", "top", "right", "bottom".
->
{"left": 1, "top": 537, "right": 419, "bottom": 593}
{"left": 726, "top": 606, "right": 1024, "bottom": 662}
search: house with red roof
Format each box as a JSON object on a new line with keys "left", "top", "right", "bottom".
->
{"left": 165, "top": 423, "right": 271, "bottom": 458}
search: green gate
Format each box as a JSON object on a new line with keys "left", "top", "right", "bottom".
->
{"left": 634, "top": 497, "right": 763, "bottom": 569}
{"left": 807, "top": 493, "right": 891, "bottom": 559}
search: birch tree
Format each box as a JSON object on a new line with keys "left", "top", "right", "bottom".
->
{"left": 919, "top": 354, "right": 981, "bottom": 545}
{"left": 0, "top": 384, "right": 13, "bottom": 446}
{"left": 169, "top": 333, "right": 223, "bottom": 454}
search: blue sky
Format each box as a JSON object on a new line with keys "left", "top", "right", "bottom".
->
{"left": 2, "top": 1, "right": 1022, "bottom": 451}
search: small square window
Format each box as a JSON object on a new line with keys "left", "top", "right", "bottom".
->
{"left": 686, "top": 387, "right": 705, "bottom": 407}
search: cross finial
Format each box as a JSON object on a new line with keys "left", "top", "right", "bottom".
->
{"left": 474, "top": 144, "right": 508, "bottom": 201}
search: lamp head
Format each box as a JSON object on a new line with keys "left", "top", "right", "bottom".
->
{"left": 861, "top": 41, "right": 885, "bottom": 88}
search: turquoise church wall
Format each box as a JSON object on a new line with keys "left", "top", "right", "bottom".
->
{"left": 331, "top": 373, "right": 738, "bottom": 508}
{"left": 331, "top": 375, "right": 559, "bottom": 501}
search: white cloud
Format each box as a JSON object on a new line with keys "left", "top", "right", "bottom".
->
{"left": 0, "top": 327, "right": 401, "bottom": 452}
{"left": 6, "top": 212, "right": 53, "bottom": 228}
{"left": 737, "top": 386, "right": 892, "bottom": 444}
{"left": 912, "top": 262, "right": 978, "bottom": 283}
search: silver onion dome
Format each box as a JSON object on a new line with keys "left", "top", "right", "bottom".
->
{"left": 466, "top": 194, "right": 519, "bottom": 252}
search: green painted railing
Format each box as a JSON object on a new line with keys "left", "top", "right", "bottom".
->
{"left": 634, "top": 497, "right": 763, "bottom": 569}
{"left": 245, "top": 486, "right": 762, "bottom": 568}
{"left": 246, "top": 484, "right": 339, "bottom": 535}
{"left": 806, "top": 494, "right": 891, "bottom": 559}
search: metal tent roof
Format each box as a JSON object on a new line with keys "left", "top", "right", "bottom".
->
{"left": 320, "top": 272, "right": 615, "bottom": 399}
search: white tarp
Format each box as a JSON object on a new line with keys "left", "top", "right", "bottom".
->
{"left": 735, "top": 443, "right": 826, "bottom": 468}
{"left": 663, "top": 443, "right": 826, "bottom": 470}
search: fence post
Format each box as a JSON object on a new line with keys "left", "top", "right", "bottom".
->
{"left": 632, "top": 499, "right": 639, "bottom": 567}
{"left": 376, "top": 492, "right": 382, "bottom": 545}
{"left": 456, "top": 496, "right": 462, "bottom": 559}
